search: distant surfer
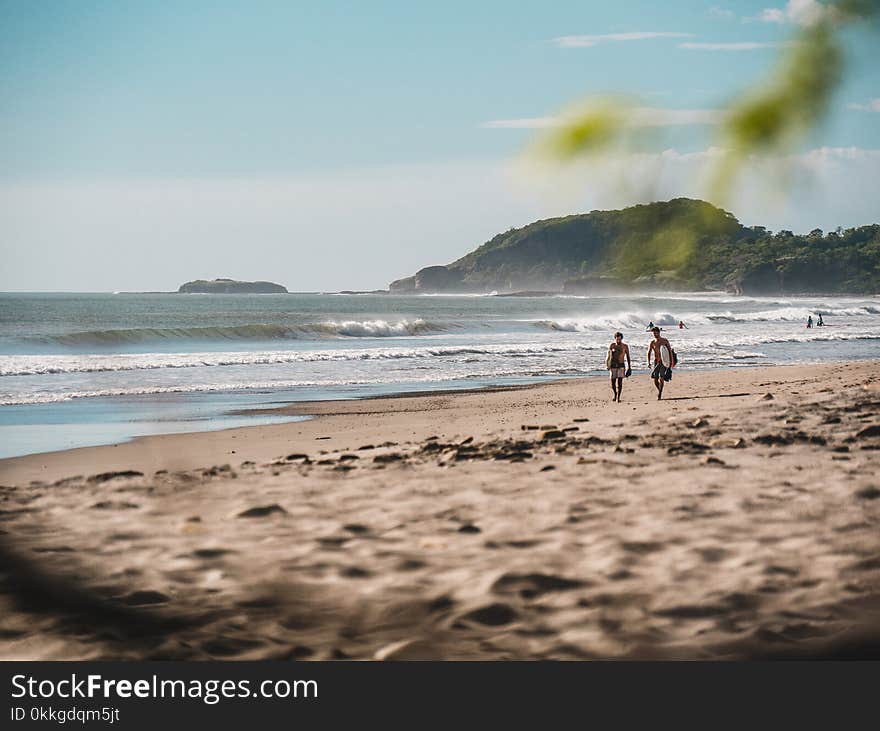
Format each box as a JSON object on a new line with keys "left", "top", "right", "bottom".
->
{"left": 807, "top": 315, "right": 813, "bottom": 329}
{"left": 606, "top": 332, "right": 631, "bottom": 403}
{"left": 647, "top": 326, "right": 673, "bottom": 400}
{"left": 646, "top": 321, "right": 655, "bottom": 331}
{"left": 678, "top": 320, "right": 688, "bottom": 329}
{"left": 817, "top": 314, "right": 824, "bottom": 327}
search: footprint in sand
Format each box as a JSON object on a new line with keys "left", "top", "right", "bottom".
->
{"left": 122, "top": 590, "right": 170, "bottom": 606}
{"left": 461, "top": 603, "right": 519, "bottom": 626}
{"left": 491, "top": 572, "right": 587, "bottom": 599}
{"left": 190, "top": 548, "right": 235, "bottom": 559}
{"left": 236, "top": 504, "right": 287, "bottom": 518}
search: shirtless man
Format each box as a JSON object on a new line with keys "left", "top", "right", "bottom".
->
{"left": 607, "top": 331, "right": 631, "bottom": 403}
{"left": 647, "top": 326, "right": 672, "bottom": 400}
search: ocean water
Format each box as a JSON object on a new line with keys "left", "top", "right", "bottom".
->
{"left": 1, "top": 291, "right": 878, "bottom": 459}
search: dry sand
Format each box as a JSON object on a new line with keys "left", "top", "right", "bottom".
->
{"left": 1, "top": 362, "right": 880, "bottom": 660}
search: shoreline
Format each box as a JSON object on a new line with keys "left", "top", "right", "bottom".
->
{"left": 0, "top": 364, "right": 826, "bottom": 485}
{"left": 0, "top": 361, "right": 875, "bottom": 486}
{"left": 0, "top": 377, "right": 555, "bottom": 486}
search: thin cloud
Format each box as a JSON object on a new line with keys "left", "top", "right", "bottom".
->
{"left": 810, "top": 146, "right": 880, "bottom": 158}
{"left": 758, "top": 7, "right": 786, "bottom": 23}
{"left": 708, "top": 6, "right": 736, "bottom": 20}
{"left": 552, "top": 31, "right": 693, "bottom": 48}
{"left": 661, "top": 145, "right": 880, "bottom": 162}
{"left": 750, "top": 0, "right": 837, "bottom": 26}
{"left": 848, "top": 98, "right": 880, "bottom": 113}
{"left": 481, "top": 107, "right": 722, "bottom": 129}
{"left": 679, "top": 41, "right": 788, "bottom": 50}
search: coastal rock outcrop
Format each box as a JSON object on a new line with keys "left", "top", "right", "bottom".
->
{"left": 389, "top": 266, "right": 467, "bottom": 293}
{"left": 178, "top": 278, "right": 288, "bottom": 294}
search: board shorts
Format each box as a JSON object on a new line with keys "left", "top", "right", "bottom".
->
{"left": 651, "top": 363, "right": 671, "bottom": 381}
{"left": 609, "top": 367, "right": 626, "bottom": 379}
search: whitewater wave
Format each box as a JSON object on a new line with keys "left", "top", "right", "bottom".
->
{"left": 534, "top": 313, "right": 679, "bottom": 332}
{"left": 25, "top": 319, "right": 448, "bottom": 347}
{"left": 310, "top": 319, "right": 444, "bottom": 337}
{"left": 0, "top": 343, "right": 590, "bottom": 377}
{"left": 701, "top": 305, "right": 880, "bottom": 323}
{"left": 0, "top": 380, "right": 364, "bottom": 405}
{"left": 5, "top": 334, "right": 878, "bottom": 404}
{"left": 0, "top": 364, "right": 588, "bottom": 406}
{"left": 4, "top": 326, "right": 877, "bottom": 381}
{"left": 5, "top": 323, "right": 880, "bottom": 377}
{"left": 534, "top": 304, "right": 880, "bottom": 332}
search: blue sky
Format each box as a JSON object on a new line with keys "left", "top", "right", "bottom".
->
{"left": 1, "top": 0, "right": 878, "bottom": 290}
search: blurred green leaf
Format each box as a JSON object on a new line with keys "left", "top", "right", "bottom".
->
{"left": 531, "top": 0, "right": 877, "bottom": 204}
{"left": 532, "top": 100, "right": 628, "bottom": 161}
{"left": 711, "top": 21, "right": 842, "bottom": 199}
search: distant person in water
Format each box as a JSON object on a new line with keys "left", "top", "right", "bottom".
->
{"left": 807, "top": 315, "right": 813, "bottom": 329}
{"left": 678, "top": 320, "right": 688, "bottom": 329}
{"left": 817, "top": 314, "right": 824, "bottom": 327}
{"left": 606, "top": 332, "right": 631, "bottom": 403}
{"left": 646, "top": 321, "right": 655, "bottom": 331}
{"left": 647, "top": 326, "right": 673, "bottom": 400}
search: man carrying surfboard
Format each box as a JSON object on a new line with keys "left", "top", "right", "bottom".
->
{"left": 606, "top": 331, "right": 631, "bottom": 403}
{"left": 647, "top": 326, "right": 673, "bottom": 400}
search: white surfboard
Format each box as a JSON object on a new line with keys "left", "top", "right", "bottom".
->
{"left": 660, "top": 344, "right": 672, "bottom": 369}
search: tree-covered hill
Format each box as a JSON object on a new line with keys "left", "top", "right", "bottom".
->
{"left": 388, "top": 198, "right": 880, "bottom": 295}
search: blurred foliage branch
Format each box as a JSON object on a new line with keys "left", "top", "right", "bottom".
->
{"left": 535, "top": 0, "right": 879, "bottom": 203}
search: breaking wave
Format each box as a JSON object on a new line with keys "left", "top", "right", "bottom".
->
{"left": 0, "top": 364, "right": 587, "bottom": 406}
{"left": 535, "top": 313, "right": 679, "bottom": 332}
{"left": 701, "top": 305, "right": 880, "bottom": 323}
{"left": 310, "top": 319, "right": 445, "bottom": 337}
{"left": 26, "top": 319, "right": 448, "bottom": 347}
{"left": 534, "top": 304, "right": 880, "bottom": 332}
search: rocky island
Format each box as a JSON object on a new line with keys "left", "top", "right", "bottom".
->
{"left": 178, "top": 278, "right": 288, "bottom": 294}
{"left": 389, "top": 198, "right": 880, "bottom": 295}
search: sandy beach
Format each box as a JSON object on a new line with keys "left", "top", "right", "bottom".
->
{"left": 2, "top": 362, "right": 880, "bottom": 660}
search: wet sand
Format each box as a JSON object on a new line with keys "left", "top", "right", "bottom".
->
{"left": 1, "top": 362, "right": 879, "bottom": 660}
